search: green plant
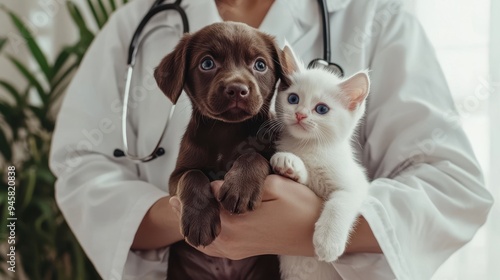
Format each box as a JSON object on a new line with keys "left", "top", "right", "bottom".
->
{"left": 0, "top": 1, "right": 129, "bottom": 279}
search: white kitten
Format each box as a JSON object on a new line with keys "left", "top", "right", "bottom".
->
{"left": 270, "top": 46, "right": 371, "bottom": 280}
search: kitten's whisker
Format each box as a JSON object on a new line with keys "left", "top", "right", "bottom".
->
{"left": 258, "top": 119, "right": 284, "bottom": 141}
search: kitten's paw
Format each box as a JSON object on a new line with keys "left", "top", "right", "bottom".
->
{"left": 313, "top": 222, "right": 347, "bottom": 262}
{"left": 270, "top": 152, "right": 308, "bottom": 184}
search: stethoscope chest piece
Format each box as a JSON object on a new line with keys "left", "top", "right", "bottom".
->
{"left": 308, "top": 59, "right": 344, "bottom": 78}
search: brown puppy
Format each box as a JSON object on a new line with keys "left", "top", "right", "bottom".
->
{"left": 154, "top": 22, "right": 283, "bottom": 279}
{"left": 154, "top": 22, "right": 281, "bottom": 246}
{"left": 154, "top": 22, "right": 284, "bottom": 248}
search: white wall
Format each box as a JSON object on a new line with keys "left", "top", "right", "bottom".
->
{"left": 405, "top": 0, "right": 499, "bottom": 279}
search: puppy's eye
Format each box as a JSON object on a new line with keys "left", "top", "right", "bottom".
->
{"left": 315, "top": 104, "right": 330, "bottom": 114}
{"left": 254, "top": 59, "right": 267, "bottom": 72}
{"left": 200, "top": 58, "right": 215, "bottom": 70}
{"left": 288, "top": 93, "right": 300, "bottom": 104}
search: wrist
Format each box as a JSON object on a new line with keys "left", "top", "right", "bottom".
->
{"left": 131, "top": 196, "right": 184, "bottom": 250}
{"left": 344, "top": 215, "right": 382, "bottom": 254}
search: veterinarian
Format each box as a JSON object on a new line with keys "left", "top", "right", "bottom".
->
{"left": 49, "top": 0, "right": 493, "bottom": 279}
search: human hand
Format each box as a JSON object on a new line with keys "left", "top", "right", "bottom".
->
{"left": 169, "top": 174, "right": 322, "bottom": 260}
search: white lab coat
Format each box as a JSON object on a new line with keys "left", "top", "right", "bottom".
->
{"left": 49, "top": 0, "right": 494, "bottom": 279}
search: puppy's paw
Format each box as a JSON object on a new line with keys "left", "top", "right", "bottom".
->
{"left": 270, "top": 152, "right": 308, "bottom": 184}
{"left": 181, "top": 204, "right": 221, "bottom": 247}
{"left": 218, "top": 172, "right": 263, "bottom": 214}
{"left": 313, "top": 221, "right": 347, "bottom": 262}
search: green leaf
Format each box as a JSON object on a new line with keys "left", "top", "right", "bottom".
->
{"left": 28, "top": 135, "right": 41, "bottom": 163}
{"left": 50, "top": 60, "right": 79, "bottom": 95}
{"left": 86, "top": 0, "right": 105, "bottom": 28}
{"left": 0, "top": 188, "right": 9, "bottom": 237}
{"left": 71, "top": 239, "right": 87, "bottom": 280}
{"left": 0, "top": 127, "right": 12, "bottom": 161}
{"left": 7, "top": 55, "right": 48, "bottom": 105}
{"left": 7, "top": 11, "right": 53, "bottom": 81}
{"left": 33, "top": 199, "right": 56, "bottom": 245}
{"left": 66, "top": 1, "right": 95, "bottom": 41}
{"left": 0, "top": 80, "right": 22, "bottom": 105}
{"left": 96, "top": 0, "right": 110, "bottom": 23}
{"left": 52, "top": 47, "right": 74, "bottom": 75}
{"left": 22, "top": 167, "right": 37, "bottom": 209}
{"left": 37, "top": 166, "right": 55, "bottom": 185}
{"left": 109, "top": 0, "right": 116, "bottom": 11}
{"left": 0, "top": 37, "right": 6, "bottom": 53}
{"left": 28, "top": 105, "right": 45, "bottom": 122}
{"left": 0, "top": 101, "right": 23, "bottom": 140}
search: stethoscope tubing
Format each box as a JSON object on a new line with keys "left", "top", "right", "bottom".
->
{"left": 128, "top": 0, "right": 188, "bottom": 65}
{"left": 317, "top": 0, "right": 331, "bottom": 63}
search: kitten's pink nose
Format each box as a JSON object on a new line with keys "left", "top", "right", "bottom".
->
{"left": 295, "top": 112, "right": 307, "bottom": 121}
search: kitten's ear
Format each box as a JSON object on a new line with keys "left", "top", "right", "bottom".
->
{"left": 339, "top": 70, "right": 370, "bottom": 111}
{"left": 279, "top": 42, "right": 303, "bottom": 90}
{"left": 281, "top": 43, "right": 302, "bottom": 75}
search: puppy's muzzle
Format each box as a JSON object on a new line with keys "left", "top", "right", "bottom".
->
{"left": 223, "top": 83, "right": 252, "bottom": 112}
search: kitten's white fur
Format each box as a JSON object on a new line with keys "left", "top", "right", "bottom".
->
{"left": 271, "top": 45, "right": 371, "bottom": 280}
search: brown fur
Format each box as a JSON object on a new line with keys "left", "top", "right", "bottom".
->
{"left": 154, "top": 22, "right": 285, "bottom": 279}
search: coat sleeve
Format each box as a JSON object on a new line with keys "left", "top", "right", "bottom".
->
{"left": 49, "top": 2, "right": 170, "bottom": 279}
{"left": 342, "top": 3, "right": 494, "bottom": 279}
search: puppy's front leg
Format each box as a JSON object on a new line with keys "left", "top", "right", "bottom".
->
{"left": 218, "top": 152, "right": 271, "bottom": 214}
{"left": 176, "top": 170, "right": 221, "bottom": 247}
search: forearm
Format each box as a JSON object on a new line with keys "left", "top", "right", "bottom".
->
{"left": 271, "top": 176, "right": 381, "bottom": 256}
{"left": 131, "top": 196, "right": 184, "bottom": 250}
{"left": 283, "top": 215, "right": 382, "bottom": 256}
{"left": 345, "top": 215, "right": 382, "bottom": 254}
{"left": 253, "top": 176, "right": 382, "bottom": 257}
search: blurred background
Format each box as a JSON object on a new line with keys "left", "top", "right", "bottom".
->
{"left": 0, "top": 0, "right": 498, "bottom": 279}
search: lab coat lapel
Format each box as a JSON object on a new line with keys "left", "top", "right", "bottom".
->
{"left": 181, "top": 0, "right": 223, "bottom": 33}
{"left": 326, "top": 0, "right": 352, "bottom": 12}
{"left": 260, "top": 0, "right": 322, "bottom": 64}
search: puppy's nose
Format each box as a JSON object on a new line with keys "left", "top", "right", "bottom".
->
{"left": 225, "top": 83, "right": 249, "bottom": 97}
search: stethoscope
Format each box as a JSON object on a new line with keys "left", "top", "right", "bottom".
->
{"left": 114, "top": 0, "right": 344, "bottom": 163}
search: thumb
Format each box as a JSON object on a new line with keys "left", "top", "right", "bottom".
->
{"left": 210, "top": 180, "right": 224, "bottom": 197}
{"left": 261, "top": 175, "right": 287, "bottom": 201}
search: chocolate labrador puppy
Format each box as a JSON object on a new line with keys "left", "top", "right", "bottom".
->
{"left": 154, "top": 22, "right": 284, "bottom": 279}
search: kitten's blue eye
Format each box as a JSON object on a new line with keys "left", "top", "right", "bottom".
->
{"left": 254, "top": 59, "right": 267, "bottom": 72}
{"left": 288, "top": 93, "right": 300, "bottom": 104}
{"left": 200, "top": 58, "right": 215, "bottom": 70}
{"left": 315, "top": 104, "right": 329, "bottom": 114}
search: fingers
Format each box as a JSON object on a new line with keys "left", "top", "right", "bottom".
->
{"left": 210, "top": 180, "right": 224, "bottom": 196}
{"left": 211, "top": 176, "right": 285, "bottom": 203}
{"left": 181, "top": 175, "right": 307, "bottom": 212}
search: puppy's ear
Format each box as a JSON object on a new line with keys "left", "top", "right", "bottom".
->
{"left": 154, "top": 34, "right": 191, "bottom": 104}
{"left": 278, "top": 43, "right": 302, "bottom": 90}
